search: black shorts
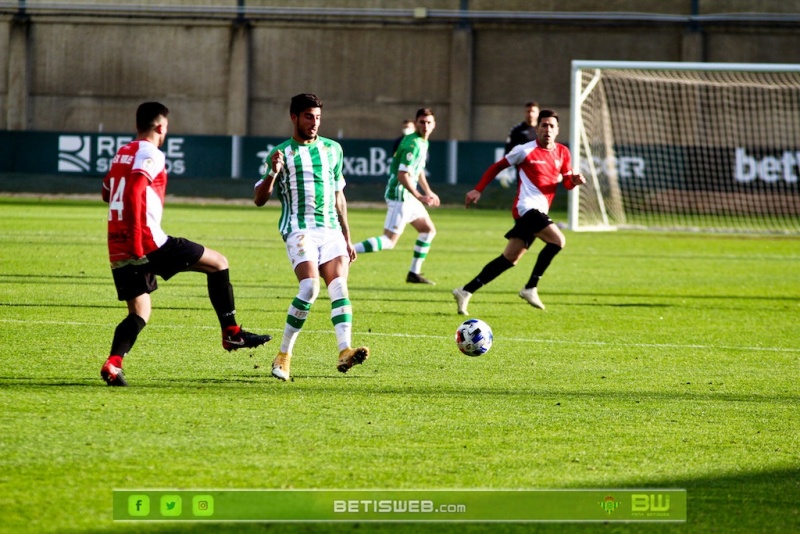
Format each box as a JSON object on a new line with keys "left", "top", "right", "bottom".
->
{"left": 112, "top": 263, "right": 158, "bottom": 302}
{"left": 111, "top": 237, "right": 205, "bottom": 301}
{"left": 146, "top": 237, "right": 205, "bottom": 280}
{"left": 504, "top": 209, "right": 553, "bottom": 249}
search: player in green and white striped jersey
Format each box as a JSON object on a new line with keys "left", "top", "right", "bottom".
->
{"left": 264, "top": 135, "right": 344, "bottom": 240}
{"left": 354, "top": 108, "right": 440, "bottom": 285}
{"left": 254, "top": 93, "right": 369, "bottom": 382}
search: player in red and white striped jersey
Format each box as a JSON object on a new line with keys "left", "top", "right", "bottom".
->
{"left": 100, "top": 102, "right": 271, "bottom": 386}
{"left": 104, "top": 134, "right": 168, "bottom": 262}
{"left": 452, "top": 109, "right": 586, "bottom": 315}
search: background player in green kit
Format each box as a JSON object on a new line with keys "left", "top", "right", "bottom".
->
{"left": 254, "top": 93, "right": 369, "bottom": 382}
{"left": 354, "top": 108, "right": 440, "bottom": 285}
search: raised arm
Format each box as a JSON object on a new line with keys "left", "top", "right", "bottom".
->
{"left": 254, "top": 149, "right": 284, "bottom": 206}
{"left": 465, "top": 158, "right": 512, "bottom": 207}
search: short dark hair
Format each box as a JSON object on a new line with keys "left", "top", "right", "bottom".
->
{"left": 537, "top": 109, "right": 558, "bottom": 125}
{"left": 415, "top": 107, "right": 434, "bottom": 119}
{"left": 525, "top": 101, "right": 539, "bottom": 108}
{"left": 136, "top": 102, "right": 169, "bottom": 133}
{"left": 290, "top": 93, "right": 323, "bottom": 116}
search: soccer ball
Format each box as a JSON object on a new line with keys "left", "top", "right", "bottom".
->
{"left": 455, "top": 318, "right": 493, "bottom": 357}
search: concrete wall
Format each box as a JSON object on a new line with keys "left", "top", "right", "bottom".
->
{"left": 0, "top": 21, "right": 9, "bottom": 127}
{"left": 2, "top": 1, "right": 800, "bottom": 142}
{"left": 247, "top": 24, "right": 455, "bottom": 140}
{"left": 28, "top": 20, "right": 233, "bottom": 134}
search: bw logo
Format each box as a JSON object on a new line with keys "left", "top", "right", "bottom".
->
{"left": 58, "top": 135, "right": 92, "bottom": 172}
{"left": 632, "top": 493, "right": 670, "bottom": 512}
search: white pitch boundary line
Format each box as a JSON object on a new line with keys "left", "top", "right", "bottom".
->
{"left": 4, "top": 318, "right": 800, "bottom": 354}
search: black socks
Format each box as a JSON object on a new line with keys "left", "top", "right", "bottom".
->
{"left": 464, "top": 255, "right": 515, "bottom": 294}
{"left": 526, "top": 243, "right": 562, "bottom": 288}
{"left": 110, "top": 313, "right": 147, "bottom": 358}
{"left": 207, "top": 269, "right": 237, "bottom": 329}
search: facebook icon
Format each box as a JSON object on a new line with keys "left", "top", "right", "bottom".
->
{"left": 128, "top": 495, "right": 150, "bottom": 516}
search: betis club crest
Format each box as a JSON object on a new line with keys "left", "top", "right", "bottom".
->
{"left": 599, "top": 495, "right": 620, "bottom": 515}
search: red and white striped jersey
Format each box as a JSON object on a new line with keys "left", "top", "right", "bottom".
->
{"left": 505, "top": 139, "right": 573, "bottom": 218}
{"left": 102, "top": 140, "right": 168, "bottom": 263}
{"left": 475, "top": 139, "right": 576, "bottom": 219}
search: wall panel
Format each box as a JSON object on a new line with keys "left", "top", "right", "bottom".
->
{"left": 2, "top": 5, "right": 800, "bottom": 140}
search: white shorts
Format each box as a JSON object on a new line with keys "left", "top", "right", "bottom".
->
{"left": 285, "top": 228, "right": 348, "bottom": 270}
{"left": 383, "top": 198, "right": 429, "bottom": 235}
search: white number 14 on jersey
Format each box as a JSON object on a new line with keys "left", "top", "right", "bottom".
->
{"left": 108, "top": 177, "right": 126, "bottom": 221}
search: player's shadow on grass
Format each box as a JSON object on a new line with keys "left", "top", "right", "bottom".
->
{"left": 0, "top": 373, "right": 375, "bottom": 388}
{"left": 0, "top": 274, "right": 108, "bottom": 285}
{"left": 1, "top": 302, "right": 121, "bottom": 310}
{"left": 0, "top": 273, "right": 107, "bottom": 280}
{"left": 0, "top": 377, "right": 98, "bottom": 387}
{"left": 0, "top": 302, "right": 221, "bottom": 312}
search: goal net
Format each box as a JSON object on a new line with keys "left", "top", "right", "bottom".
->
{"left": 569, "top": 60, "right": 800, "bottom": 234}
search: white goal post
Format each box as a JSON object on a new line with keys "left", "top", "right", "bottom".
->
{"left": 568, "top": 60, "right": 800, "bottom": 234}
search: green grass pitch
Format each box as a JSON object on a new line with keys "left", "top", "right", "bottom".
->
{"left": 0, "top": 196, "right": 798, "bottom": 533}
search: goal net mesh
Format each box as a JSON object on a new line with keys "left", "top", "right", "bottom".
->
{"left": 571, "top": 64, "right": 800, "bottom": 234}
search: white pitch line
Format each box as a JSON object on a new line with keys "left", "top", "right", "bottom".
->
{"left": 3, "top": 318, "right": 799, "bottom": 354}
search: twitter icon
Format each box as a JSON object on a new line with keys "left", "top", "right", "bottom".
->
{"left": 160, "top": 495, "right": 182, "bottom": 516}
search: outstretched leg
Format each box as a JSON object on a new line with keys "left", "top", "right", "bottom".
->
{"left": 354, "top": 233, "right": 395, "bottom": 254}
{"left": 453, "top": 238, "right": 526, "bottom": 315}
{"left": 191, "top": 247, "right": 272, "bottom": 351}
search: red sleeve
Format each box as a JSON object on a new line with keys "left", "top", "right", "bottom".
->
{"left": 474, "top": 158, "right": 511, "bottom": 192}
{"left": 101, "top": 174, "right": 111, "bottom": 203}
{"left": 560, "top": 146, "right": 577, "bottom": 191}
{"left": 124, "top": 172, "right": 149, "bottom": 258}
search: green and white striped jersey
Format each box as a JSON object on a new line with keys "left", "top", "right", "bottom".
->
{"left": 264, "top": 137, "right": 345, "bottom": 239}
{"left": 385, "top": 133, "right": 429, "bottom": 201}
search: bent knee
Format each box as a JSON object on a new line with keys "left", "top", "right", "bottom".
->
{"left": 298, "top": 277, "right": 321, "bottom": 302}
{"left": 204, "top": 249, "right": 229, "bottom": 271}
{"left": 502, "top": 251, "right": 524, "bottom": 265}
{"left": 421, "top": 228, "right": 436, "bottom": 240}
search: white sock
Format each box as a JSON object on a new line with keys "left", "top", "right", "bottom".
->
{"left": 409, "top": 231, "right": 435, "bottom": 273}
{"left": 327, "top": 276, "right": 352, "bottom": 351}
{"left": 281, "top": 278, "right": 319, "bottom": 354}
{"left": 355, "top": 235, "right": 394, "bottom": 254}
